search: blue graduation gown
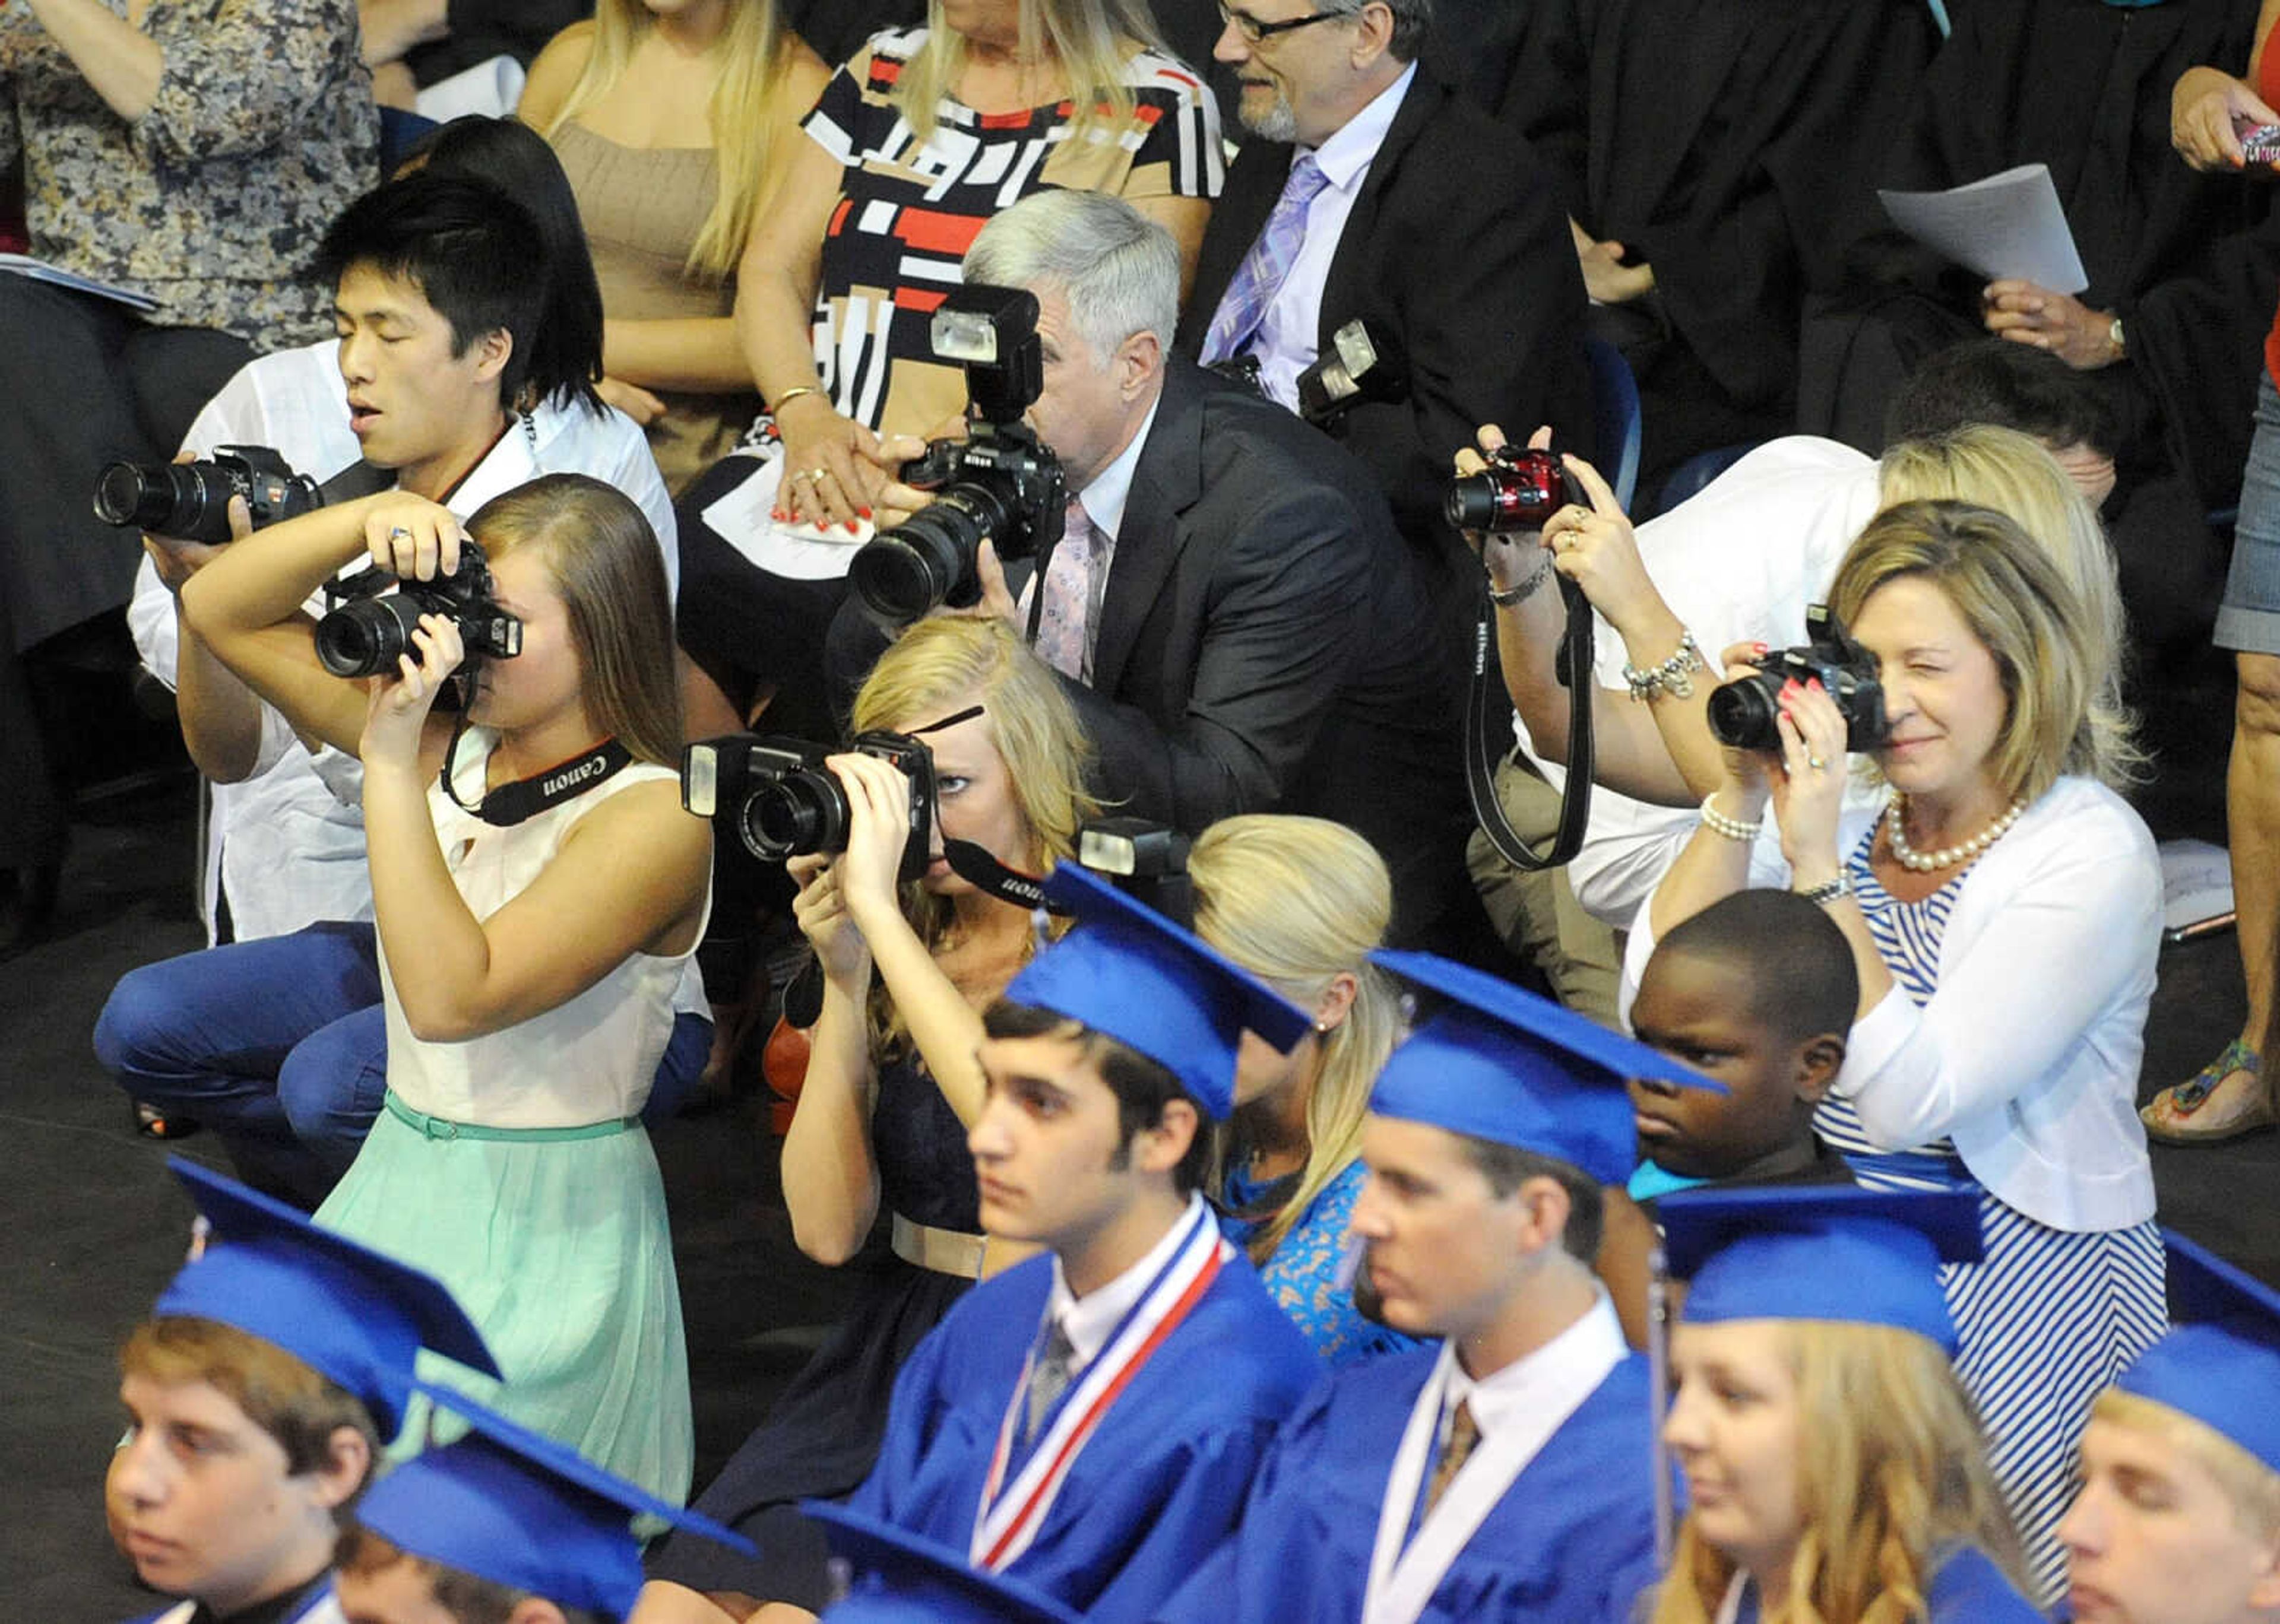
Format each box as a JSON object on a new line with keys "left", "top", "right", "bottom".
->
{"left": 1157, "top": 1344, "right": 1661, "bottom": 1624}
{"left": 847, "top": 1246, "right": 1320, "bottom": 1624}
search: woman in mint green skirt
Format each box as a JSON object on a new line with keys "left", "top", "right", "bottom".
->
{"left": 182, "top": 471, "right": 710, "bottom": 1502}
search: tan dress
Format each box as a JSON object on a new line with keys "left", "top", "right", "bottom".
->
{"left": 550, "top": 122, "right": 758, "bottom": 496}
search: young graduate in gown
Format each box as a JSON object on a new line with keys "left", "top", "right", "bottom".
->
{"left": 802, "top": 1501, "right": 1079, "bottom": 1624}
{"left": 812, "top": 862, "right": 1322, "bottom": 1624}
{"left": 1158, "top": 951, "right": 1722, "bottom": 1624}
{"left": 2060, "top": 1233, "right": 2280, "bottom": 1624}
{"left": 112, "top": 1160, "right": 496, "bottom": 1624}
{"left": 1651, "top": 1185, "right": 2042, "bottom": 1623}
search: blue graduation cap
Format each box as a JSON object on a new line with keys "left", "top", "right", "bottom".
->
{"left": 151, "top": 1159, "right": 496, "bottom": 1440}
{"left": 1367, "top": 950, "right": 1724, "bottom": 1186}
{"left": 354, "top": 1384, "right": 755, "bottom": 1622}
{"left": 2114, "top": 1232, "right": 2280, "bottom": 1475}
{"left": 1660, "top": 1185, "right": 1983, "bottom": 1354}
{"left": 802, "top": 1500, "right": 1079, "bottom": 1624}
{"left": 1003, "top": 862, "right": 1311, "bottom": 1119}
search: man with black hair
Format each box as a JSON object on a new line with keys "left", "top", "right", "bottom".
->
{"left": 97, "top": 164, "right": 694, "bottom": 1205}
{"left": 1883, "top": 338, "right": 2121, "bottom": 512}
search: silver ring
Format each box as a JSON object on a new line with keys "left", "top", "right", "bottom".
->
{"left": 1807, "top": 753, "right": 1827, "bottom": 772}
{"left": 806, "top": 465, "right": 832, "bottom": 484}
{"left": 388, "top": 526, "right": 411, "bottom": 540}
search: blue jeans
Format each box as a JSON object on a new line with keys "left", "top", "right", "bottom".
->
{"left": 2217, "top": 372, "right": 2280, "bottom": 655}
{"left": 96, "top": 921, "right": 711, "bottom": 1208}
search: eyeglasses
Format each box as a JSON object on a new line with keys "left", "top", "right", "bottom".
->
{"left": 1215, "top": 0, "right": 1351, "bottom": 44}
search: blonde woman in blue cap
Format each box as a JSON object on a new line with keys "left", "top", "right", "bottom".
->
{"left": 2060, "top": 1235, "right": 2280, "bottom": 1624}
{"left": 1651, "top": 1185, "right": 2038, "bottom": 1624}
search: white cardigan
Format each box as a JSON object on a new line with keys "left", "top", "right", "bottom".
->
{"left": 1623, "top": 776, "right": 2161, "bottom": 1233}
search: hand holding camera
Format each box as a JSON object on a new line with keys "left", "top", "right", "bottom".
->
{"left": 829, "top": 750, "right": 927, "bottom": 928}
{"left": 364, "top": 493, "right": 468, "bottom": 581}
{"left": 358, "top": 608, "right": 466, "bottom": 771}
{"left": 788, "top": 852, "right": 872, "bottom": 991}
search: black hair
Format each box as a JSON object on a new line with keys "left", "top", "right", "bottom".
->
{"left": 1883, "top": 337, "right": 2119, "bottom": 460}
{"left": 1657, "top": 889, "right": 1860, "bottom": 1045}
{"left": 1456, "top": 1140, "right": 1603, "bottom": 1263}
{"left": 316, "top": 171, "right": 598, "bottom": 417}
{"left": 334, "top": 1527, "right": 607, "bottom": 1624}
{"left": 981, "top": 1001, "right": 1213, "bottom": 1196}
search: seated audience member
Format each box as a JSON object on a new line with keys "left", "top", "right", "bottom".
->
{"left": 638, "top": 864, "right": 1323, "bottom": 1624}
{"left": 1191, "top": 815, "right": 1418, "bottom": 1367}
{"left": 359, "top": 0, "right": 580, "bottom": 107}
{"left": 642, "top": 616, "right": 1095, "bottom": 1613}
{"left": 1174, "top": 0, "right": 1590, "bottom": 612}
{"left": 114, "top": 1159, "right": 497, "bottom": 1624}
{"left": 672, "top": 0, "right": 1221, "bottom": 747}
{"left": 0, "top": 0, "right": 376, "bottom": 960}
{"left": 181, "top": 472, "right": 710, "bottom": 1501}
{"left": 1800, "top": 0, "right": 2280, "bottom": 649}
{"left": 837, "top": 189, "right": 1464, "bottom": 938}
{"left": 1157, "top": 952, "right": 1719, "bottom": 1624}
{"left": 1635, "top": 500, "right": 2165, "bottom": 1600}
{"left": 518, "top": 0, "right": 829, "bottom": 494}
{"left": 1651, "top": 1186, "right": 2041, "bottom": 1623}
{"left": 335, "top": 1387, "right": 755, "bottom": 1624}
{"left": 100, "top": 143, "right": 698, "bottom": 1202}
{"left": 2062, "top": 1233, "right": 2280, "bottom": 1624}
{"left": 1497, "top": 0, "right": 1939, "bottom": 497}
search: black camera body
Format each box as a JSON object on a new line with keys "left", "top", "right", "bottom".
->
{"left": 682, "top": 729, "right": 937, "bottom": 880}
{"left": 94, "top": 444, "right": 323, "bottom": 544}
{"left": 1296, "top": 318, "right": 1408, "bottom": 427}
{"left": 313, "top": 541, "right": 523, "bottom": 680}
{"left": 1076, "top": 817, "right": 1194, "bottom": 927}
{"left": 848, "top": 284, "right": 1068, "bottom": 626}
{"left": 1444, "top": 444, "right": 1570, "bottom": 536}
{"left": 1706, "top": 605, "right": 1890, "bottom": 753}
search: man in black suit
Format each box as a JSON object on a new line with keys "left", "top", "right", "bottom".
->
{"left": 1176, "top": 0, "right": 1591, "bottom": 607}
{"left": 835, "top": 189, "right": 1465, "bottom": 939}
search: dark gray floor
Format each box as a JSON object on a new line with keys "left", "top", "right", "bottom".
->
{"left": 4, "top": 648, "right": 2274, "bottom": 1618}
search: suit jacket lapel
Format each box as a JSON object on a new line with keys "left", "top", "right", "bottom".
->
{"left": 1091, "top": 362, "right": 1207, "bottom": 696}
{"left": 1318, "top": 72, "right": 1440, "bottom": 344}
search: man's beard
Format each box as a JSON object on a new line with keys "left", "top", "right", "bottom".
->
{"left": 1240, "top": 83, "right": 1300, "bottom": 144}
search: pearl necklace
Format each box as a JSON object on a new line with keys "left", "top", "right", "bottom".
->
{"left": 1885, "top": 795, "right": 2026, "bottom": 873}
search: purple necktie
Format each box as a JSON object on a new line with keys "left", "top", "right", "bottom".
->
{"left": 1199, "top": 153, "right": 1328, "bottom": 365}
{"left": 1034, "top": 497, "right": 1102, "bottom": 681}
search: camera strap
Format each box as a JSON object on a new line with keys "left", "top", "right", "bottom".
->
{"left": 1465, "top": 572, "right": 1595, "bottom": 871}
{"left": 439, "top": 712, "right": 635, "bottom": 827}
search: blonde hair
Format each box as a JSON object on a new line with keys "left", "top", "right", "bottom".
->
{"left": 2092, "top": 1389, "right": 2280, "bottom": 1544}
{"left": 850, "top": 617, "right": 1097, "bottom": 1049}
{"left": 1188, "top": 816, "right": 1397, "bottom": 1265}
{"left": 893, "top": 0, "right": 1165, "bottom": 150}
{"left": 1827, "top": 498, "right": 2133, "bottom": 804}
{"left": 537, "top": 0, "right": 800, "bottom": 279}
{"left": 1655, "top": 1321, "right": 2026, "bottom": 1624}
{"left": 1876, "top": 427, "right": 2144, "bottom": 787}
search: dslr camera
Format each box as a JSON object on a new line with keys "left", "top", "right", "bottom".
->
{"left": 682, "top": 730, "right": 937, "bottom": 880}
{"left": 93, "top": 445, "right": 323, "bottom": 545}
{"left": 1706, "top": 605, "right": 1889, "bottom": 753}
{"left": 314, "top": 541, "right": 523, "bottom": 679}
{"left": 848, "top": 284, "right": 1068, "bottom": 625}
{"left": 1443, "top": 443, "right": 1570, "bottom": 535}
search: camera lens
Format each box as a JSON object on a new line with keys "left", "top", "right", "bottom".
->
{"left": 742, "top": 770, "right": 850, "bottom": 861}
{"left": 1444, "top": 452, "right": 1563, "bottom": 536}
{"left": 1705, "top": 673, "right": 1784, "bottom": 751}
{"left": 94, "top": 462, "right": 232, "bottom": 542}
{"left": 315, "top": 594, "right": 425, "bottom": 678}
{"left": 849, "top": 487, "right": 1010, "bottom": 624}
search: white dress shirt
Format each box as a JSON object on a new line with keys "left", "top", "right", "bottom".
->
{"left": 1042, "top": 1191, "right": 1211, "bottom": 1369}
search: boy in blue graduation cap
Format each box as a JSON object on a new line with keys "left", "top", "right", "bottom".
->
{"left": 334, "top": 1384, "right": 753, "bottom": 1624}
{"left": 1159, "top": 951, "right": 1720, "bottom": 1624}
{"left": 800, "top": 1499, "right": 1078, "bottom": 1624}
{"left": 756, "top": 862, "right": 1320, "bottom": 1624}
{"left": 112, "top": 1159, "right": 498, "bottom": 1624}
{"left": 1654, "top": 1184, "right": 2040, "bottom": 1622}
{"left": 2059, "top": 1233, "right": 2280, "bottom": 1624}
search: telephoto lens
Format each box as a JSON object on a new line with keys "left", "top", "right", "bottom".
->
{"left": 850, "top": 487, "right": 1016, "bottom": 624}
{"left": 1444, "top": 447, "right": 1566, "bottom": 535}
{"left": 93, "top": 462, "right": 240, "bottom": 544}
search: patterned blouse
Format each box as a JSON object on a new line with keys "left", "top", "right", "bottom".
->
{"left": 797, "top": 25, "right": 1221, "bottom": 442}
{"left": 0, "top": 0, "right": 378, "bottom": 348}
{"left": 1223, "top": 1157, "right": 1421, "bottom": 1370}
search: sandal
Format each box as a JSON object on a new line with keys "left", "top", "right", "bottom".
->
{"left": 2141, "top": 1039, "right": 2275, "bottom": 1145}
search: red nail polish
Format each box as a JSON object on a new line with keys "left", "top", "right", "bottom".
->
{"left": 1809, "top": 677, "right": 1825, "bottom": 693}
{"left": 845, "top": 521, "right": 861, "bottom": 535}
{"left": 857, "top": 506, "right": 874, "bottom": 519}
{"left": 1754, "top": 642, "right": 1770, "bottom": 654}
{"left": 771, "top": 508, "right": 786, "bottom": 522}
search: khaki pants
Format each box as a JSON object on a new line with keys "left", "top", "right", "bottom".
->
{"left": 1465, "top": 752, "right": 1623, "bottom": 1026}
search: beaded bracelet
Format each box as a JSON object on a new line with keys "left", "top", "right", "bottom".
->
{"left": 1622, "top": 630, "right": 1705, "bottom": 702}
{"left": 1797, "top": 873, "right": 1852, "bottom": 907}
{"left": 1699, "top": 793, "right": 1763, "bottom": 842}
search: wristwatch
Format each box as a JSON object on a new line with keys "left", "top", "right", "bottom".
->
{"left": 1797, "top": 873, "right": 1852, "bottom": 908}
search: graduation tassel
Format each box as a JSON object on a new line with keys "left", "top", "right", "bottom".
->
{"left": 1648, "top": 1239, "right": 1674, "bottom": 1575}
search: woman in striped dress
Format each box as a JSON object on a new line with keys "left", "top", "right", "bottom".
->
{"left": 1629, "top": 498, "right": 2165, "bottom": 1602}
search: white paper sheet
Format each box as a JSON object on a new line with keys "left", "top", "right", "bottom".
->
{"left": 0, "top": 253, "right": 159, "bottom": 312}
{"left": 2158, "top": 836, "right": 2236, "bottom": 943}
{"left": 699, "top": 453, "right": 877, "bottom": 580}
{"left": 1877, "top": 163, "right": 2089, "bottom": 293}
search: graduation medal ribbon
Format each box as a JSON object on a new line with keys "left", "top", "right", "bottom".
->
{"left": 970, "top": 1198, "right": 1230, "bottom": 1572}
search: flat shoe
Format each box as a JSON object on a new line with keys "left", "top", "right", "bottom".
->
{"left": 2142, "top": 1039, "right": 2273, "bottom": 1145}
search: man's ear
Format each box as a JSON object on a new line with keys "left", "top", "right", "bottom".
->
{"left": 507, "top": 1599, "right": 572, "bottom": 1624}
{"left": 1348, "top": 0, "right": 1396, "bottom": 68}
{"left": 310, "top": 1424, "right": 375, "bottom": 1511}
{"left": 2246, "top": 1535, "right": 2280, "bottom": 1613}
{"left": 1132, "top": 1095, "right": 1200, "bottom": 1176}
{"left": 471, "top": 326, "right": 514, "bottom": 386}
{"left": 1117, "top": 330, "right": 1163, "bottom": 402}
{"left": 1512, "top": 1173, "right": 1574, "bottom": 1258}
{"left": 1793, "top": 1033, "right": 1847, "bottom": 1105}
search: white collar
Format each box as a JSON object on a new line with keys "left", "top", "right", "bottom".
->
{"left": 1306, "top": 63, "right": 1417, "bottom": 194}
{"left": 1044, "top": 1191, "right": 1209, "bottom": 1368}
{"left": 1438, "top": 1288, "right": 1626, "bottom": 1442}
{"left": 1074, "top": 391, "right": 1163, "bottom": 543}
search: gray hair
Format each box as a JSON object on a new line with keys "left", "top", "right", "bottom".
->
{"left": 1319, "top": 0, "right": 1432, "bottom": 61}
{"left": 963, "top": 191, "right": 1180, "bottom": 366}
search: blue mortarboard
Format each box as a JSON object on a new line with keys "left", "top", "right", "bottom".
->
{"left": 354, "top": 1384, "right": 756, "bottom": 1621}
{"left": 803, "top": 1500, "right": 1079, "bottom": 1624}
{"left": 1003, "top": 862, "right": 1311, "bottom": 1119}
{"left": 1660, "top": 1185, "right": 1983, "bottom": 1354}
{"left": 2114, "top": 1231, "right": 2280, "bottom": 1474}
{"left": 152, "top": 1159, "right": 497, "bottom": 1439}
{"left": 1367, "top": 950, "right": 1724, "bottom": 1186}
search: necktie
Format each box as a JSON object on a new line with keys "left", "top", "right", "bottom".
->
{"left": 1199, "top": 153, "right": 1329, "bottom": 365}
{"left": 1034, "top": 497, "right": 1101, "bottom": 681}
{"left": 1420, "top": 1398, "right": 1479, "bottom": 1521}
{"left": 1023, "top": 1317, "right": 1079, "bottom": 1445}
